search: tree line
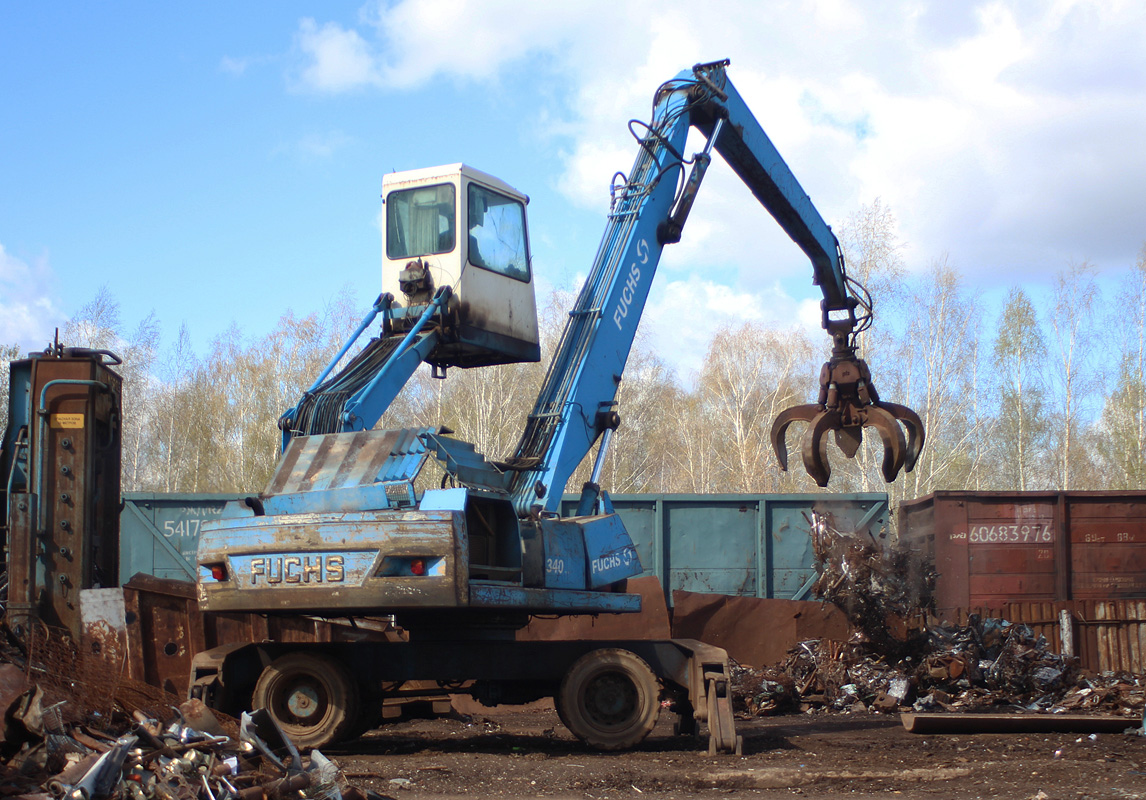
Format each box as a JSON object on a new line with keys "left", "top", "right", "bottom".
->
{"left": 3, "top": 202, "right": 1144, "bottom": 512}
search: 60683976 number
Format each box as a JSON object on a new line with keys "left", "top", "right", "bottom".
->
{"left": 967, "top": 523, "right": 1053, "bottom": 544}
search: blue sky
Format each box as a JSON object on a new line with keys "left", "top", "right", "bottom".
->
{"left": 3, "top": 1, "right": 1145, "bottom": 379}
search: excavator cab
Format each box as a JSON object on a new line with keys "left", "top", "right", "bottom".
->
{"left": 382, "top": 164, "right": 540, "bottom": 368}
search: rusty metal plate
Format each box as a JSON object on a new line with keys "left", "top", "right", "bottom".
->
{"left": 967, "top": 573, "right": 1057, "bottom": 601}
{"left": 122, "top": 574, "right": 398, "bottom": 695}
{"left": 6, "top": 353, "right": 122, "bottom": 639}
{"left": 516, "top": 576, "right": 670, "bottom": 641}
{"left": 969, "top": 545, "right": 1056, "bottom": 575}
{"left": 671, "top": 591, "right": 849, "bottom": 668}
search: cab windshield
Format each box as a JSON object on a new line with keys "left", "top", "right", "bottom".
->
{"left": 386, "top": 184, "right": 456, "bottom": 259}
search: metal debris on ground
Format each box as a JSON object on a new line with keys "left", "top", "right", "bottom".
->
{"left": 733, "top": 618, "right": 1146, "bottom": 719}
{"left": 0, "top": 627, "right": 392, "bottom": 800}
{"left": 733, "top": 541, "right": 1146, "bottom": 723}
{"left": 732, "top": 512, "right": 1146, "bottom": 721}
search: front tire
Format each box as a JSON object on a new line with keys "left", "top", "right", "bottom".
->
{"left": 252, "top": 652, "right": 358, "bottom": 750}
{"left": 556, "top": 648, "right": 660, "bottom": 750}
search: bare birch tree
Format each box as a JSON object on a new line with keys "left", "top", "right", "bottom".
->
{"left": 893, "top": 257, "right": 986, "bottom": 500}
{"left": 697, "top": 323, "right": 818, "bottom": 493}
{"left": 1094, "top": 246, "right": 1146, "bottom": 487}
{"left": 1046, "top": 262, "right": 1102, "bottom": 489}
{"left": 0, "top": 343, "right": 23, "bottom": 437}
{"left": 62, "top": 286, "right": 160, "bottom": 491}
{"left": 991, "top": 287, "right": 1050, "bottom": 490}
{"left": 832, "top": 199, "right": 915, "bottom": 495}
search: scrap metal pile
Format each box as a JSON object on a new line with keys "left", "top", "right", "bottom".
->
{"left": 731, "top": 512, "right": 1146, "bottom": 720}
{"left": 805, "top": 509, "right": 933, "bottom": 657}
{"left": 733, "top": 616, "right": 1145, "bottom": 718}
{"left": 0, "top": 692, "right": 390, "bottom": 800}
{"left": 0, "top": 632, "right": 388, "bottom": 800}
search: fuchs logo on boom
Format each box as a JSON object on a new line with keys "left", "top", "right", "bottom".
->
{"left": 612, "top": 238, "right": 650, "bottom": 330}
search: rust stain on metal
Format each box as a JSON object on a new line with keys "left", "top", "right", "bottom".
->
{"left": 900, "top": 491, "right": 1146, "bottom": 614}
{"left": 671, "top": 591, "right": 849, "bottom": 669}
{"left": 902, "top": 712, "right": 1132, "bottom": 735}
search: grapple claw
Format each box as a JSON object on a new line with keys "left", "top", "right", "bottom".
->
{"left": 863, "top": 405, "right": 908, "bottom": 483}
{"left": 876, "top": 401, "right": 925, "bottom": 473}
{"left": 800, "top": 409, "right": 841, "bottom": 488}
{"left": 770, "top": 404, "right": 821, "bottom": 472}
{"left": 834, "top": 426, "right": 863, "bottom": 458}
{"left": 771, "top": 297, "right": 925, "bottom": 486}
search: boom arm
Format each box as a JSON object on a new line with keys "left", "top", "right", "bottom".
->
{"left": 507, "top": 60, "right": 921, "bottom": 511}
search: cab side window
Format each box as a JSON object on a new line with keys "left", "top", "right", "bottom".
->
{"left": 467, "top": 184, "right": 530, "bottom": 282}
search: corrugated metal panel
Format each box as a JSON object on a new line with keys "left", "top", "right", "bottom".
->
{"left": 560, "top": 493, "right": 890, "bottom": 604}
{"left": 265, "top": 428, "right": 439, "bottom": 495}
{"left": 956, "top": 599, "right": 1146, "bottom": 674}
{"left": 663, "top": 499, "right": 758, "bottom": 597}
{"left": 121, "top": 491, "right": 889, "bottom": 604}
{"left": 1068, "top": 496, "right": 1146, "bottom": 598}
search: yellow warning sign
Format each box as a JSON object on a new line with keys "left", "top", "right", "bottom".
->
{"left": 50, "top": 413, "right": 85, "bottom": 429}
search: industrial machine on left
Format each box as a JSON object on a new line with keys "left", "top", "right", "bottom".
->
{"left": 1, "top": 341, "right": 123, "bottom": 639}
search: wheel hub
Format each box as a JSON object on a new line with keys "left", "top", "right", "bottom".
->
{"left": 584, "top": 672, "right": 637, "bottom": 726}
{"left": 286, "top": 682, "right": 322, "bottom": 721}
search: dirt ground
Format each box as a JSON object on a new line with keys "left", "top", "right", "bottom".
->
{"left": 324, "top": 704, "right": 1146, "bottom": 800}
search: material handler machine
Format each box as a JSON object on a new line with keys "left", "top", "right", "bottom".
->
{"left": 191, "top": 61, "right": 924, "bottom": 753}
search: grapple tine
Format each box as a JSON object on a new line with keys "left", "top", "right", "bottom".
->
{"left": 877, "top": 401, "right": 926, "bottom": 473}
{"left": 863, "top": 405, "right": 908, "bottom": 483}
{"left": 800, "top": 409, "right": 840, "bottom": 488}
{"left": 770, "top": 404, "right": 820, "bottom": 472}
{"left": 834, "top": 426, "right": 863, "bottom": 458}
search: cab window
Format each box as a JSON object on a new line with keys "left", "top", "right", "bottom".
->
{"left": 467, "top": 184, "right": 530, "bottom": 282}
{"left": 386, "top": 184, "right": 456, "bottom": 258}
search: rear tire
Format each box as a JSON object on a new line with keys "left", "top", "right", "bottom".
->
{"left": 252, "top": 652, "right": 358, "bottom": 750}
{"left": 556, "top": 648, "right": 660, "bottom": 750}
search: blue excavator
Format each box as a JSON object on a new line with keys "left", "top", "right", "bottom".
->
{"left": 191, "top": 60, "right": 924, "bottom": 754}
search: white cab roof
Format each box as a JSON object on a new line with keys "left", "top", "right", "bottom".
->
{"left": 381, "top": 163, "right": 529, "bottom": 204}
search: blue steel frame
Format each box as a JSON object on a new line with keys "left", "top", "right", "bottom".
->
{"left": 507, "top": 61, "right": 852, "bottom": 514}
{"left": 279, "top": 289, "right": 449, "bottom": 451}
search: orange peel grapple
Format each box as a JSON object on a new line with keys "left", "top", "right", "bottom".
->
{"left": 771, "top": 306, "right": 924, "bottom": 487}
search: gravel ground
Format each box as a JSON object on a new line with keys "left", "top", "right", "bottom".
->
{"left": 323, "top": 704, "right": 1146, "bottom": 800}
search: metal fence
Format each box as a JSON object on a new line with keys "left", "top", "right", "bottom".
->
{"left": 954, "top": 600, "right": 1146, "bottom": 674}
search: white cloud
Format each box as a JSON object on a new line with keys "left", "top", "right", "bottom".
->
{"left": 0, "top": 244, "right": 64, "bottom": 351}
{"left": 219, "top": 54, "right": 275, "bottom": 76}
{"left": 295, "top": 18, "right": 380, "bottom": 92}
{"left": 273, "top": 130, "right": 354, "bottom": 160}
{"left": 639, "top": 274, "right": 823, "bottom": 383}
{"left": 290, "top": 0, "right": 1146, "bottom": 364}
{"left": 219, "top": 56, "right": 250, "bottom": 76}
{"left": 292, "top": 2, "right": 603, "bottom": 93}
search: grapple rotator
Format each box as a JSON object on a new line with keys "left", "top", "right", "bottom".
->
{"left": 771, "top": 300, "right": 925, "bottom": 487}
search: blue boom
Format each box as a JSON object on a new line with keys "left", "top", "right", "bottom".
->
{"left": 505, "top": 60, "right": 857, "bottom": 514}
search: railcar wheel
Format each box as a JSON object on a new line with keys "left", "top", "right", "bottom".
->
{"left": 557, "top": 648, "right": 660, "bottom": 750}
{"left": 252, "top": 652, "right": 358, "bottom": 750}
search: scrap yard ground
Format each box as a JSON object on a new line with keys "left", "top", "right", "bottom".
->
{"left": 330, "top": 706, "right": 1146, "bottom": 800}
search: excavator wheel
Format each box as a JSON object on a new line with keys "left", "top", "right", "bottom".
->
{"left": 252, "top": 652, "right": 359, "bottom": 751}
{"left": 557, "top": 648, "right": 661, "bottom": 750}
